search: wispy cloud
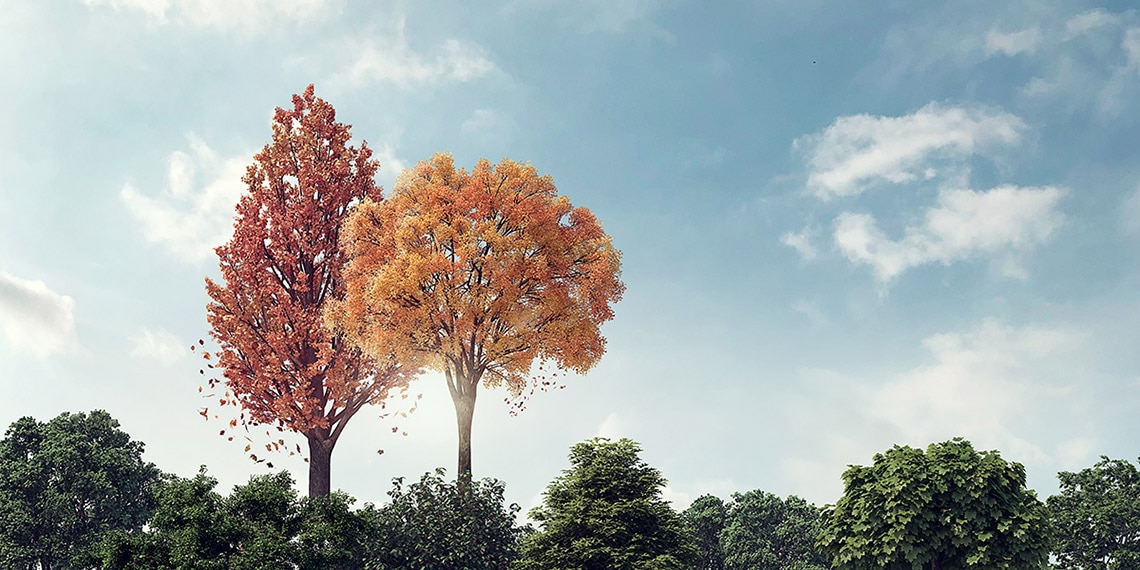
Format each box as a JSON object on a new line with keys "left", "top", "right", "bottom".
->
{"left": 783, "top": 319, "right": 1092, "bottom": 504}
{"left": 794, "top": 103, "right": 1025, "bottom": 199}
{"left": 120, "top": 134, "right": 247, "bottom": 264}
{"left": 0, "top": 271, "right": 77, "bottom": 358}
{"left": 985, "top": 27, "right": 1041, "bottom": 57}
{"left": 80, "top": 0, "right": 334, "bottom": 31}
{"left": 595, "top": 412, "right": 624, "bottom": 439}
{"left": 372, "top": 142, "right": 406, "bottom": 192}
{"left": 791, "top": 299, "right": 828, "bottom": 328}
{"left": 461, "top": 109, "right": 519, "bottom": 148}
{"left": 1065, "top": 9, "right": 1119, "bottom": 38}
{"left": 328, "top": 18, "right": 495, "bottom": 91}
{"left": 781, "top": 226, "right": 818, "bottom": 260}
{"left": 129, "top": 327, "right": 187, "bottom": 363}
{"left": 834, "top": 185, "right": 1065, "bottom": 282}
{"left": 868, "top": 319, "right": 1082, "bottom": 462}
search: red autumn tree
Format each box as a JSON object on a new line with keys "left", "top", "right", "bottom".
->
{"left": 204, "top": 85, "right": 417, "bottom": 497}
{"left": 325, "top": 152, "right": 625, "bottom": 480}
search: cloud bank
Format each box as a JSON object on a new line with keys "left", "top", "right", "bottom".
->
{"left": 120, "top": 134, "right": 247, "bottom": 264}
{"left": 0, "top": 272, "right": 77, "bottom": 358}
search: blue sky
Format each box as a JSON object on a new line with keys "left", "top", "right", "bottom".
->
{"left": 2, "top": 0, "right": 1139, "bottom": 515}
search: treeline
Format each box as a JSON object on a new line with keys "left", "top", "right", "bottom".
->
{"left": 1, "top": 410, "right": 1136, "bottom": 569}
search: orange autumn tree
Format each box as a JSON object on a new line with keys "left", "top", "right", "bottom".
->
{"left": 326, "top": 152, "right": 625, "bottom": 480}
{"left": 204, "top": 85, "right": 417, "bottom": 497}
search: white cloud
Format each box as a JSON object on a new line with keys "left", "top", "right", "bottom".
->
{"left": 329, "top": 18, "right": 495, "bottom": 91}
{"left": 373, "top": 142, "right": 406, "bottom": 192}
{"left": 834, "top": 185, "right": 1065, "bottom": 281}
{"left": 1124, "top": 27, "right": 1140, "bottom": 71}
{"left": 0, "top": 272, "right": 77, "bottom": 358}
{"left": 120, "top": 134, "right": 247, "bottom": 264}
{"left": 461, "top": 109, "right": 519, "bottom": 147}
{"left": 1056, "top": 436, "right": 1096, "bottom": 468}
{"left": 462, "top": 109, "right": 502, "bottom": 134}
{"left": 781, "top": 226, "right": 818, "bottom": 260}
{"left": 781, "top": 318, "right": 1094, "bottom": 504}
{"left": 791, "top": 299, "right": 828, "bottom": 328}
{"left": 1065, "top": 9, "right": 1119, "bottom": 38}
{"left": 985, "top": 27, "right": 1041, "bottom": 57}
{"left": 660, "top": 485, "right": 691, "bottom": 510}
{"left": 868, "top": 320, "right": 1081, "bottom": 462}
{"left": 81, "top": 0, "right": 333, "bottom": 31}
{"left": 129, "top": 328, "right": 187, "bottom": 363}
{"left": 81, "top": 0, "right": 170, "bottom": 21}
{"left": 595, "top": 412, "right": 624, "bottom": 439}
{"left": 795, "top": 103, "right": 1026, "bottom": 199}
{"left": 659, "top": 479, "right": 738, "bottom": 511}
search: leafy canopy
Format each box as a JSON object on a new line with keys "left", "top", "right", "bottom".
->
{"left": 328, "top": 151, "right": 624, "bottom": 396}
{"left": 204, "top": 85, "right": 417, "bottom": 494}
{"left": 516, "top": 437, "right": 697, "bottom": 570}
{"left": 327, "top": 151, "right": 624, "bottom": 477}
{"left": 363, "top": 468, "right": 521, "bottom": 570}
{"left": 1047, "top": 455, "right": 1140, "bottom": 569}
{"left": 720, "top": 490, "right": 827, "bottom": 570}
{"left": 96, "top": 468, "right": 370, "bottom": 570}
{"left": 0, "top": 410, "right": 162, "bottom": 570}
{"left": 681, "top": 494, "right": 727, "bottom": 570}
{"left": 817, "top": 438, "right": 1050, "bottom": 569}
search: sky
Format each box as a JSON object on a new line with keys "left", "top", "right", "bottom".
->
{"left": 2, "top": 0, "right": 1139, "bottom": 517}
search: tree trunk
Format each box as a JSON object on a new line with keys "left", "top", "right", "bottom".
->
{"left": 307, "top": 432, "right": 335, "bottom": 497}
{"left": 451, "top": 380, "right": 477, "bottom": 482}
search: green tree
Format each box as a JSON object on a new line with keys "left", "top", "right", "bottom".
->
{"left": 516, "top": 437, "right": 697, "bottom": 570}
{"left": 817, "top": 438, "right": 1050, "bottom": 569}
{"left": 96, "top": 468, "right": 368, "bottom": 569}
{"left": 681, "top": 494, "right": 726, "bottom": 570}
{"left": 296, "top": 491, "right": 374, "bottom": 570}
{"left": 95, "top": 468, "right": 233, "bottom": 569}
{"left": 0, "top": 410, "right": 162, "bottom": 570}
{"left": 720, "top": 490, "right": 827, "bottom": 570}
{"left": 364, "top": 467, "right": 521, "bottom": 570}
{"left": 1047, "top": 455, "right": 1140, "bottom": 569}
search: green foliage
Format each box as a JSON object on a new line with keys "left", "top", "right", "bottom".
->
{"left": 681, "top": 494, "right": 726, "bottom": 570}
{"left": 720, "top": 490, "right": 827, "bottom": 570}
{"left": 817, "top": 438, "right": 1051, "bottom": 569}
{"left": 96, "top": 468, "right": 368, "bottom": 569}
{"left": 516, "top": 437, "right": 697, "bottom": 570}
{"left": 1047, "top": 455, "right": 1140, "bottom": 569}
{"left": 0, "top": 410, "right": 162, "bottom": 570}
{"left": 364, "top": 467, "right": 521, "bottom": 570}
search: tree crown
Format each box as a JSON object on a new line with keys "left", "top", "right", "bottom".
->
{"left": 327, "top": 152, "right": 624, "bottom": 395}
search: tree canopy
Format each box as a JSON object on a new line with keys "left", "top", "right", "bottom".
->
{"left": 0, "top": 410, "right": 162, "bottom": 570}
{"left": 720, "top": 490, "right": 827, "bottom": 570}
{"left": 95, "top": 468, "right": 370, "bottom": 570}
{"left": 516, "top": 437, "right": 696, "bottom": 570}
{"left": 327, "top": 152, "right": 624, "bottom": 478}
{"left": 204, "top": 84, "right": 416, "bottom": 497}
{"left": 1047, "top": 455, "right": 1140, "bottom": 569}
{"left": 364, "top": 468, "right": 521, "bottom": 569}
{"left": 681, "top": 494, "right": 727, "bottom": 570}
{"left": 817, "top": 438, "right": 1050, "bottom": 569}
